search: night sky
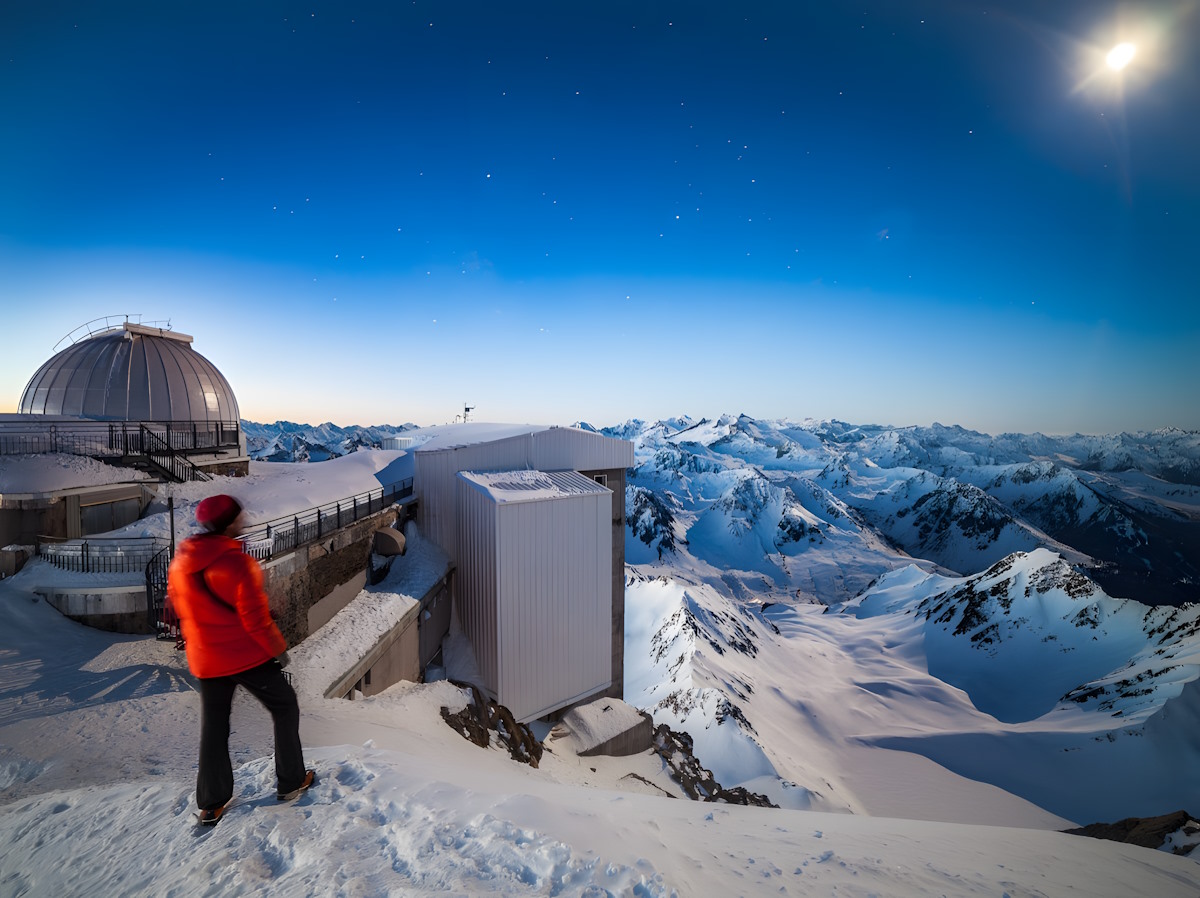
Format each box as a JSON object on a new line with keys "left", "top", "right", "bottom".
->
{"left": 2, "top": 1, "right": 1197, "bottom": 433}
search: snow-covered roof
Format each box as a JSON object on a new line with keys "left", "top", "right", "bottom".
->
{"left": 412, "top": 423, "right": 553, "bottom": 452}
{"left": 562, "top": 697, "right": 647, "bottom": 753}
{"left": 457, "top": 469, "right": 609, "bottom": 504}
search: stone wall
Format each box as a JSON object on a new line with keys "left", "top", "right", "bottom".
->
{"left": 194, "top": 457, "right": 250, "bottom": 477}
{"left": 261, "top": 505, "right": 400, "bottom": 646}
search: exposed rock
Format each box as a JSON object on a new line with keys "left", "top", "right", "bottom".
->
{"left": 651, "top": 723, "right": 777, "bottom": 808}
{"left": 440, "top": 681, "right": 544, "bottom": 768}
{"left": 1065, "top": 810, "right": 1199, "bottom": 853}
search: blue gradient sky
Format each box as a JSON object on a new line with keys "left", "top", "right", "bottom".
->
{"left": 2, "top": 1, "right": 1197, "bottom": 433}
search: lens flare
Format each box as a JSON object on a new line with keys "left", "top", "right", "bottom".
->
{"left": 1106, "top": 42, "right": 1136, "bottom": 70}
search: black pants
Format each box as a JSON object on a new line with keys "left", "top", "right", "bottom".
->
{"left": 196, "top": 659, "right": 306, "bottom": 810}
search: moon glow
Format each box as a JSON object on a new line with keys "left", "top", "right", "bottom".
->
{"left": 1106, "top": 42, "right": 1136, "bottom": 70}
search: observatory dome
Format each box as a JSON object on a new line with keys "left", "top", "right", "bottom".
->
{"left": 19, "top": 323, "right": 240, "bottom": 422}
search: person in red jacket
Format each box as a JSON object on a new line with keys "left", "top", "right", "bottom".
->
{"left": 168, "top": 494, "right": 314, "bottom": 824}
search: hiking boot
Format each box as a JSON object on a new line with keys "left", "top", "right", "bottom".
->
{"left": 277, "top": 769, "right": 316, "bottom": 801}
{"left": 197, "top": 805, "right": 226, "bottom": 826}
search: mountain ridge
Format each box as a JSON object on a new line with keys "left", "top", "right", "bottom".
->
{"left": 241, "top": 414, "right": 1200, "bottom": 821}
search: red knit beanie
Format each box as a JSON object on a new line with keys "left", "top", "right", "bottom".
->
{"left": 195, "top": 494, "right": 243, "bottom": 533}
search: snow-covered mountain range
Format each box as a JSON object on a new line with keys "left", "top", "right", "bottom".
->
{"left": 244, "top": 414, "right": 1200, "bottom": 823}
{"left": 602, "top": 415, "right": 1200, "bottom": 609}
{"left": 241, "top": 419, "right": 419, "bottom": 463}
{"left": 606, "top": 415, "right": 1200, "bottom": 824}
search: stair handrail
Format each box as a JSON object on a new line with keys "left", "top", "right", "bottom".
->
{"left": 139, "top": 424, "right": 211, "bottom": 482}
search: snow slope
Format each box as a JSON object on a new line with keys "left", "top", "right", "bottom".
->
{"left": 616, "top": 416, "right": 1200, "bottom": 825}
{"left": 3, "top": 555, "right": 1199, "bottom": 896}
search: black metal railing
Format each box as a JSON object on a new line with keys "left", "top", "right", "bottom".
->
{"left": 139, "top": 424, "right": 210, "bottom": 482}
{"left": 145, "top": 544, "right": 180, "bottom": 642}
{"left": 0, "top": 419, "right": 240, "bottom": 459}
{"left": 239, "top": 480, "right": 414, "bottom": 561}
{"left": 39, "top": 536, "right": 169, "bottom": 574}
{"left": 144, "top": 479, "right": 414, "bottom": 637}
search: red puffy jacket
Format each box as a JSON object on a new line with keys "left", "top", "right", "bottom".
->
{"left": 167, "top": 533, "right": 287, "bottom": 678}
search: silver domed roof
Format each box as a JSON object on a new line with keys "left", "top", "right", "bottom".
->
{"left": 19, "top": 323, "right": 240, "bottom": 422}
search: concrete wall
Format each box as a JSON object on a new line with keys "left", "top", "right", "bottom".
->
{"left": 326, "top": 603, "right": 421, "bottom": 699}
{"left": 584, "top": 466, "right": 628, "bottom": 703}
{"left": 418, "top": 571, "right": 453, "bottom": 671}
{"left": 36, "top": 583, "right": 149, "bottom": 633}
{"left": 1, "top": 483, "right": 153, "bottom": 545}
{"left": 324, "top": 570, "right": 453, "bottom": 700}
{"left": 306, "top": 571, "right": 367, "bottom": 633}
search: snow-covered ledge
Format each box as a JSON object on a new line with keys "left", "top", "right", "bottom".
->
{"left": 36, "top": 583, "right": 148, "bottom": 633}
{"left": 287, "top": 523, "right": 452, "bottom": 702}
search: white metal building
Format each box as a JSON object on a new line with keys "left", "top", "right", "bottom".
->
{"left": 413, "top": 423, "right": 635, "bottom": 719}
{"left": 414, "top": 424, "right": 634, "bottom": 559}
{"left": 457, "top": 470, "right": 613, "bottom": 722}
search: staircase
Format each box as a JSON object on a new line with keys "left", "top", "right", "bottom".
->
{"left": 136, "top": 424, "right": 211, "bottom": 483}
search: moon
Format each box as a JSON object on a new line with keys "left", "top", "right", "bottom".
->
{"left": 1106, "top": 42, "right": 1136, "bottom": 70}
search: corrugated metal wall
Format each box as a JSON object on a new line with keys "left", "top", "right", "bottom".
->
{"left": 457, "top": 473, "right": 612, "bottom": 722}
{"left": 456, "top": 475, "right": 499, "bottom": 690}
{"left": 416, "top": 428, "right": 634, "bottom": 559}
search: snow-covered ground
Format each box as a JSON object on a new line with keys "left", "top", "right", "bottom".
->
{"left": 2, "top": 445, "right": 1199, "bottom": 894}
{"left": 4, "top": 553, "right": 1199, "bottom": 895}
{"left": 0, "top": 452, "right": 151, "bottom": 493}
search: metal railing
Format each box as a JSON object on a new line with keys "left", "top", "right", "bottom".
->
{"left": 146, "top": 544, "right": 180, "bottom": 641}
{"left": 139, "top": 424, "right": 210, "bottom": 482}
{"left": 0, "top": 419, "right": 240, "bottom": 459}
{"left": 239, "top": 480, "right": 414, "bottom": 561}
{"left": 145, "top": 479, "right": 415, "bottom": 637}
{"left": 39, "top": 536, "right": 169, "bottom": 574}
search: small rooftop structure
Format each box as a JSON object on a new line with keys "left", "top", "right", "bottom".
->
{"left": 458, "top": 468, "right": 604, "bottom": 502}
{"left": 19, "top": 322, "right": 239, "bottom": 423}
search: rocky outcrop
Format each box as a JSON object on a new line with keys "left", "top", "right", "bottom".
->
{"left": 1065, "top": 810, "right": 1199, "bottom": 854}
{"left": 651, "top": 724, "right": 776, "bottom": 808}
{"left": 441, "top": 681, "right": 544, "bottom": 768}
